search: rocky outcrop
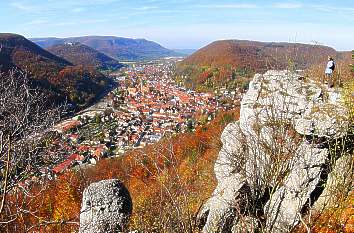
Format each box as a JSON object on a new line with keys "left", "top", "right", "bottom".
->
{"left": 79, "top": 179, "right": 132, "bottom": 233}
{"left": 198, "top": 70, "right": 352, "bottom": 232}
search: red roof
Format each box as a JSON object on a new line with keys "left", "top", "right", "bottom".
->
{"left": 52, "top": 154, "right": 84, "bottom": 174}
{"left": 78, "top": 145, "right": 90, "bottom": 152}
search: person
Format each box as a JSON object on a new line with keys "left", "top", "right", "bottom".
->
{"left": 325, "top": 56, "right": 335, "bottom": 87}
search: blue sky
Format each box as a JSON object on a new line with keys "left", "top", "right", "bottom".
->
{"left": 0, "top": 0, "right": 353, "bottom": 50}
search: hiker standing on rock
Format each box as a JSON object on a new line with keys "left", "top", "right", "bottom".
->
{"left": 325, "top": 56, "right": 335, "bottom": 87}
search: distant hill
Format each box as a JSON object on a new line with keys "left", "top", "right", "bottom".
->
{"left": 32, "top": 36, "right": 181, "bottom": 61}
{"left": 0, "top": 33, "right": 70, "bottom": 71}
{"left": 0, "top": 33, "right": 112, "bottom": 108}
{"left": 337, "top": 51, "right": 353, "bottom": 63}
{"left": 181, "top": 40, "right": 341, "bottom": 71}
{"left": 47, "top": 42, "right": 123, "bottom": 70}
{"left": 177, "top": 40, "right": 347, "bottom": 91}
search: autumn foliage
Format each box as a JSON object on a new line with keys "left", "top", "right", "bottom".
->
{"left": 47, "top": 43, "right": 123, "bottom": 71}
{"left": 1, "top": 110, "right": 239, "bottom": 232}
{"left": 176, "top": 40, "right": 351, "bottom": 92}
{"left": 2, "top": 108, "right": 353, "bottom": 232}
{"left": 295, "top": 191, "right": 354, "bottom": 233}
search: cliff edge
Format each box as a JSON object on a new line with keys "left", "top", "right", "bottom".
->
{"left": 198, "top": 70, "right": 352, "bottom": 232}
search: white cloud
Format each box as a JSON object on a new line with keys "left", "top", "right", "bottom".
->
{"left": 10, "top": 1, "right": 38, "bottom": 12}
{"left": 9, "top": 0, "right": 119, "bottom": 13}
{"left": 68, "top": 0, "right": 120, "bottom": 6}
{"left": 133, "top": 6, "right": 159, "bottom": 11}
{"left": 273, "top": 3, "right": 303, "bottom": 9}
{"left": 311, "top": 5, "right": 354, "bottom": 12}
{"left": 197, "top": 4, "right": 258, "bottom": 9}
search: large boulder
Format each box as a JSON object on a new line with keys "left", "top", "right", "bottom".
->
{"left": 198, "top": 70, "right": 351, "bottom": 232}
{"left": 79, "top": 179, "right": 132, "bottom": 233}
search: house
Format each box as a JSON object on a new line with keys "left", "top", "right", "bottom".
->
{"left": 52, "top": 154, "right": 85, "bottom": 174}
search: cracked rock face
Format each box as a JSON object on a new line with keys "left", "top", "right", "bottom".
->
{"left": 198, "top": 70, "right": 350, "bottom": 233}
{"left": 264, "top": 143, "right": 329, "bottom": 232}
{"left": 79, "top": 179, "right": 132, "bottom": 233}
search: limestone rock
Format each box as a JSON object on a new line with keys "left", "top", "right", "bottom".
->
{"left": 197, "top": 173, "right": 248, "bottom": 232}
{"left": 313, "top": 152, "right": 354, "bottom": 211}
{"left": 294, "top": 102, "right": 348, "bottom": 139}
{"left": 198, "top": 70, "right": 351, "bottom": 233}
{"left": 79, "top": 179, "right": 132, "bottom": 233}
{"left": 265, "top": 142, "right": 328, "bottom": 232}
{"left": 198, "top": 120, "right": 252, "bottom": 232}
{"left": 215, "top": 121, "right": 246, "bottom": 181}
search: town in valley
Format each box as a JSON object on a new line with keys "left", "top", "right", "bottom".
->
{"left": 44, "top": 58, "right": 243, "bottom": 175}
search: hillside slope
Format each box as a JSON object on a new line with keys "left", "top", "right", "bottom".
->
{"left": 3, "top": 110, "right": 239, "bottom": 232}
{"left": 0, "top": 33, "right": 70, "bottom": 71}
{"left": 32, "top": 36, "right": 181, "bottom": 61}
{"left": 0, "top": 33, "right": 112, "bottom": 108}
{"left": 47, "top": 42, "right": 123, "bottom": 70}
{"left": 177, "top": 40, "right": 348, "bottom": 91}
{"left": 181, "top": 40, "right": 339, "bottom": 70}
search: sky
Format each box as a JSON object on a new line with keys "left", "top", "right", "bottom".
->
{"left": 0, "top": 0, "right": 353, "bottom": 50}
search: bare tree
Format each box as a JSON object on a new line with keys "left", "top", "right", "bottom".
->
{"left": 0, "top": 69, "right": 63, "bottom": 231}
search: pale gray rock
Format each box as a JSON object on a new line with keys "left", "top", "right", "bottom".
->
{"left": 294, "top": 102, "right": 348, "bottom": 139}
{"left": 265, "top": 142, "right": 328, "bottom": 232}
{"left": 215, "top": 121, "right": 246, "bottom": 181}
{"left": 198, "top": 174, "right": 248, "bottom": 233}
{"left": 198, "top": 70, "right": 350, "bottom": 233}
{"left": 79, "top": 179, "right": 132, "bottom": 233}
{"left": 313, "top": 152, "right": 354, "bottom": 211}
{"left": 199, "top": 121, "right": 250, "bottom": 232}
